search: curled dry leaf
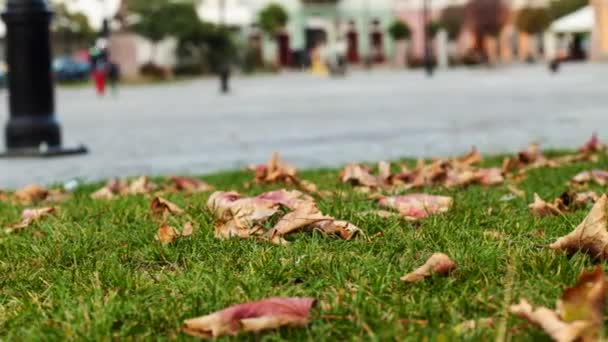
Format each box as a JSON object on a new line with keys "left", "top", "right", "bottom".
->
{"left": 183, "top": 297, "right": 316, "bottom": 339}
{"left": 156, "top": 224, "right": 178, "bottom": 244}
{"left": 340, "top": 163, "right": 382, "bottom": 188}
{"left": 529, "top": 193, "right": 565, "bottom": 216}
{"left": 510, "top": 267, "right": 606, "bottom": 342}
{"left": 400, "top": 253, "right": 456, "bottom": 283}
{"left": 379, "top": 194, "right": 453, "bottom": 220}
{"left": 571, "top": 170, "right": 608, "bottom": 186}
{"left": 14, "top": 184, "right": 49, "bottom": 204}
{"left": 5, "top": 207, "right": 56, "bottom": 233}
{"left": 168, "top": 176, "right": 213, "bottom": 193}
{"left": 530, "top": 192, "right": 598, "bottom": 217}
{"left": 249, "top": 152, "right": 318, "bottom": 193}
{"left": 207, "top": 190, "right": 359, "bottom": 243}
{"left": 156, "top": 222, "right": 195, "bottom": 244}
{"left": 549, "top": 194, "right": 608, "bottom": 259}
{"left": 151, "top": 197, "right": 185, "bottom": 217}
{"left": 91, "top": 177, "right": 157, "bottom": 199}
{"left": 577, "top": 133, "right": 603, "bottom": 154}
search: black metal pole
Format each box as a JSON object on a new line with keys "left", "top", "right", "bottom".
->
{"left": 219, "top": 0, "right": 229, "bottom": 94}
{"left": 423, "top": 0, "right": 434, "bottom": 77}
{"left": 1, "top": 0, "right": 86, "bottom": 157}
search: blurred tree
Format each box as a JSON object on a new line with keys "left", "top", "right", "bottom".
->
{"left": 439, "top": 5, "right": 466, "bottom": 40}
{"left": 51, "top": 3, "right": 96, "bottom": 52}
{"left": 258, "top": 3, "right": 289, "bottom": 36}
{"left": 427, "top": 21, "right": 442, "bottom": 38}
{"left": 550, "top": 0, "right": 587, "bottom": 20}
{"left": 388, "top": 20, "right": 411, "bottom": 41}
{"left": 515, "top": 8, "right": 551, "bottom": 34}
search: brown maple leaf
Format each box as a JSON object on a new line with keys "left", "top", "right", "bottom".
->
{"left": 400, "top": 253, "right": 456, "bottom": 283}
{"left": 183, "top": 297, "right": 316, "bottom": 338}
{"left": 510, "top": 266, "right": 606, "bottom": 342}
{"left": 549, "top": 194, "right": 608, "bottom": 259}
{"left": 151, "top": 197, "right": 185, "bottom": 218}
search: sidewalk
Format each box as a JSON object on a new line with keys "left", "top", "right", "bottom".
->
{"left": 1, "top": 64, "right": 607, "bottom": 188}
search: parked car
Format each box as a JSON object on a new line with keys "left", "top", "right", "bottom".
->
{"left": 53, "top": 56, "right": 91, "bottom": 83}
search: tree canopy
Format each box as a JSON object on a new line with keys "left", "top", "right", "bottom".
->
{"left": 388, "top": 20, "right": 411, "bottom": 40}
{"left": 515, "top": 8, "right": 551, "bottom": 34}
{"left": 439, "top": 6, "right": 466, "bottom": 40}
{"left": 258, "top": 3, "right": 289, "bottom": 36}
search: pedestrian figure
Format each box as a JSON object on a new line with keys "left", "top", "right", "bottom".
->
{"left": 108, "top": 63, "right": 120, "bottom": 96}
{"left": 89, "top": 42, "right": 108, "bottom": 97}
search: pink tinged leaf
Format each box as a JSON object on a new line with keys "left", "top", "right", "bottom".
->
{"left": 577, "top": 133, "right": 601, "bottom": 153}
{"left": 183, "top": 297, "right": 316, "bottom": 338}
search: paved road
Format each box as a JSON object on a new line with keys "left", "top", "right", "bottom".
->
{"left": 1, "top": 63, "right": 607, "bottom": 188}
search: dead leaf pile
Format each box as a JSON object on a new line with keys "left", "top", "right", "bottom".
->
{"left": 379, "top": 194, "right": 453, "bottom": 220}
{"left": 4, "top": 207, "right": 56, "bottom": 233}
{"left": 340, "top": 148, "right": 504, "bottom": 192}
{"left": 504, "top": 139, "right": 601, "bottom": 178}
{"left": 400, "top": 253, "right": 457, "bottom": 282}
{"left": 549, "top": 193, "right": 608, "bottom": 259}
{"left": 0, "top": 184, "right": 70, "bottom": 204}
{"left": 183, "top": 297, "right": 316, "bottom": 338}
{"left": 529, "top": 191, "right": 598, "bottom": 217}
{"left": 510, "top": 266, "right": 606, "bottom": 342}
{"left": 151, "top": 197, "right": 194, "bottom": 244}
{"left": 207, "top": 189, "right": 360, "bottom": 244}
{"left": 248, "top": 152, "right": 318, "bottom": 193}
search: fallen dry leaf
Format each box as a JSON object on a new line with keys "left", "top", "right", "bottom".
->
{"left": 182, "top": 222, "right": 194, "bottom": 237}
{"left": 183, "top": 297, "right": 316, "bottom": 338}
{"left": 529, "top": 192, "right": 598, "bottom": 217}
{"left": 577, "top": 133, "right": 603, "bottom": 154}
{"left": 249, "top": 152, "right": 318, "bottom": 193}
{"left": 340, "top": 163, "right": 382, "bottom": 188}
{"left": 151, "top": 197, "right": 185, "bottom": 218}
{"left": 14, "top": 184, "right": 48, "bottom": 204}
{"left": 571, "top": 170, "right": 608, "bottom": 186}
{"left": 208, "top": 190, "right": 359, "bottom": 243}
{"left": 529, "top": 193, "right": 565, "bottom": 216}
{"left": 5, "top": 207, "right": 56, "bottom": 233}
{"left": 400, "top": 253, "right": 456, "bottom": 283}
{"left": 549, "top": 194, "right": 608, "bottom": 259}
{"left": 156, "top": 224, "right": 178, "bottom": 244}
{"left": 510, "top": 266, "right": 606, "bottom": 342}
{"left": 379, "top": 194, "right": 453, "bottom": 220}
{"left": 168, "top": 176, "right": 213, "bottom": 193}
{"left": 91, "top": 177, "right": 157, "bottom": 199}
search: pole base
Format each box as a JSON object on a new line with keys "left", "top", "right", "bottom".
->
{"left": 0, "top": 145, "right": 88, "bottom": 158}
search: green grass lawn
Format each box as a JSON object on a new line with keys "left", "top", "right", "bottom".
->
{"left": 1, "top": 152, "right": 606, "bottom": 341}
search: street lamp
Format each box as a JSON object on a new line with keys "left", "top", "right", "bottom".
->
{"left": 422, "top": 0, "right": 434, "bottom": 76}
{"left": 1, "top": 0, "right": 86, "bottom": 157}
